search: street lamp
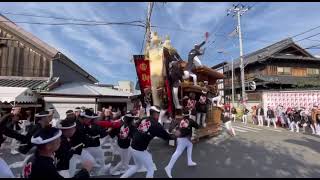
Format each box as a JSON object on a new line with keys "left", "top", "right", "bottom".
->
{"left": 217, "top": 50, "right": 235, "bottom": 108}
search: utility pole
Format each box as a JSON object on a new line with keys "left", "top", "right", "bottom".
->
{"left": 231, "top": 56, "right": 235, "bottom": 106}
{"left": 227, "top": 4, "right": 249, "bottom": 102}
{"left": 144, "top": 2, "right": 154, "bottom": 56}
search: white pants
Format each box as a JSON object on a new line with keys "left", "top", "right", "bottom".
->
{"left": 231, "top": 114, "right": 236, "bottom": 122}
{"left": 110, "top": 148, "right": 132, "bottom": 174}
{"left": 183, "top": 71, "right": 197, "bottom": 86}
{"left": 258, "top": 115, "right": 264, "bottom": 126}
{"left": 224, "top": 121, "right": 236, "bottom": 136}
{"left": 172, "top": 87, "right": 182, "bottom": 109}
{"left": 316, "top": 123, "right": 320, "bottom": 135}
{"left": 166, "top": 138, "right": 194, "bottom": 172}
{"left": 0, "top": 158, "right": 14, "bottom": 178}
{"left": 69, "top": 149, "right": 96, "bottom": 177}
{"left": 85, "top": 146, "right": 109, "bottom": 175}
{"left": 311, "top": 124, "right": 316, "bottom": 134}
{"left": 196, "top": 113, "right": 206, "bottom": 127}
{"left": 159, "top": 109, "right": 167, "bottom": 125}
{"left": 302, "top": 123, "right": 308, "bottom": 132}
{"left": 193, "top": 56, "right": 202, "bottom": 67}
{"left": 267, "top": 118, "right": 277, "bottom": 128}
{"left": 146, "top": 105, "right": 151, "bottom": 117}
{"left": 242, "top": 115, "right": 248, "bottom": 125}
{"left": 120, "top": 147, "right": 154, "bottom": 178}
{"left": 290, "top": 122, "right": 300, "bottom": 132}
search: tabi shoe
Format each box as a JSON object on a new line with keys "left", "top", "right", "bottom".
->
{"left": 203, "top": 123, "right": 207, "bottom": 128}
{"left": 164, "top": 166, "right": 172, "bottom": 178}
{"left": 110, "top": 170, "right": 121, "bottom": 176}
{"left": 188, "top": 161, "right": 197, "bottom": 166}
{"left": 10, "top": 149, "right": 19, "bottom": 155}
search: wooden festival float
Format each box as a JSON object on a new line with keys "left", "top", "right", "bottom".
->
{"left": 133, "top": 32, "right": 225, "bottom": 144}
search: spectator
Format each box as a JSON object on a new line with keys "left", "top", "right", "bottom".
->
{"left": 242, "top": 106, "right": 249, "bottom": 125}
{"left": 231, "top": 107, "right": 237, "bottom": 122}
{"left": 266, "top": 106, "right": 277, "bottom": 129}
{"left": 256, "top": 104, "right": 264, "bottom": 126}
{"left": 251, "top": 106, "right": 257, "bottom": 124}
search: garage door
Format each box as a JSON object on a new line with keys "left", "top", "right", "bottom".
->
{"left": 45, "top": 102, "right": 96, "bottom": 120}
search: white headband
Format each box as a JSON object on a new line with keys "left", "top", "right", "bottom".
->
{"left": 66, "top": 112, "right": 74, "bottom": 115}
{"left": 80, "top": 112, "right": 99, "bottom": 119}
{"left": 31, "top": 130, "right": 62, "bottom": 145}
{"left": 57, "top": 121, "right": 76, "bottom": 130}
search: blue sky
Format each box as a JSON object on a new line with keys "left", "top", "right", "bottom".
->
{"left": 0, "top": 2, "right": 319, "bottom": 85}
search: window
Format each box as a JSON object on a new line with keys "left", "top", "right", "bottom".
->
{"left": 307, "top": 68, "right": 320, "bottom": 76}
{"left": 277, "top": 67, "right": 291, "bottom": 75}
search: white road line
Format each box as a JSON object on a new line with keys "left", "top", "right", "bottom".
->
{"left": 236, "top": 125, "right": 263, "bottom": 131}
{"left": 233, "top": 126, "right": 259, "bottom": 133}
{"left": 264, "top": 128, "right": 282, "bottom": 132}
{"left": 233, "top": 127, "right": 248, "bottom": 132}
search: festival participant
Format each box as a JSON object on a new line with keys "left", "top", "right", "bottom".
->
{"left": 55, "top": 117, "right": 90, "bottom": 176}
{"left": 22, "top": 127, "right": 92, "bottom": 178}
{"left": 221, "top": 108, "right": 236, "bottom": 136}
{"left": 196, "top": 91, "right": 209, "bottom": 127}
{"left": 48, "top": 107, "right": 59, "bottom": 127}
{"left": 231, "top": 107, "right": 237, "bottom": 122}
{"left": 74, "top": 107, "right": 81, "bottom": 121}
{"left": 18, "top": 111, "right": 53, "bottom": 154}
{"left": 311, "top": 105, "right": 318, "bottom": 134}
{"left": 120, "top": 106, "right": 175, "bottom": 178}
{"left": 256, "top": 104, "right": 264, "bottom": 126}
{"left": 266, "top": 106, "right": 277, "bottom": 128}
{"left": 79, "top": 109, "right": 111, "bottom": 176}
{"left": 290, "top": 109, "right": 300, "bottom": 133}
{"left": 0, "top": 106, "right": 24, "bottom": 155}
{"left": 251, "top": 106, "right": 257, "bottom": 124}
{"left": 183, "top": 41, "right": 206, "bottom": 86}
{"left": 300, "top": 109, "right": 309, "bottom": 133}
{"left": 187, "top": 92, "right": 197, "bottom": 121}
{"left": 109, "top": 112, "right": 135, "bottom": 176}
{"left": 164, "top": 110, "right": 199, "bottom": 178}
{"left": 65, "top": 110, "right": 75, "bottom": 120}
{"left": 242, "top": 106, "right": 249, "bottom": 125}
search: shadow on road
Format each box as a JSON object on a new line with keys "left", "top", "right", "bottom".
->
{"left": 146, "top": 136, "right": 320, "bottom": 178}
{"left": 284, "top": 136, "right": 320, "bottom": 154}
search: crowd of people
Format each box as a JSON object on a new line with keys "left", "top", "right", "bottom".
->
{"left": 229, "top": 104, "right": 320, "bottom": 135}
{"left": 0, "top": 103, "right": 201, "bottom": 178}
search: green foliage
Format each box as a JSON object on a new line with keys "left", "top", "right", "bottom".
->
{"left": 295, "top": 80, "right": 320, "bottom": 88}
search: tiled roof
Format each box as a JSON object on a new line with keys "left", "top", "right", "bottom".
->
{"left": 43, "top": 82, "right": 134, "bottom": 97}
{"left": 225, "top": 38, "right": 319, "bottom": 70}
{"left": 0, "top": 77, "right": 59, "bottom": 91}
{"left": 0, "top": 79, "right": 46, "bottom": 90}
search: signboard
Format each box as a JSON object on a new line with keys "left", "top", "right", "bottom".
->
{"left": 262, "top": 90, "right": 320, "bottom": 114}
{"left": 133, "top": 55, "right": 151, "bottom": 92}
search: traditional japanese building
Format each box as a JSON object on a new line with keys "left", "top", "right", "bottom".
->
{"left": 218, "top": 38, "right": 320, "bottom": 109}
{"left": 0, "top": 14, "right": 135, "bottom": 118}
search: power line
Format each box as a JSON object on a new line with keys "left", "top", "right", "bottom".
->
{"left": 305, "top": 38, "right": 320, "bottom": 43}
{"left": 0, "top": 20, "right": 146, "bottom": 27}
{"left": 291, "top": 25, "right": 320, "bottom": 39}
{"left": 0, "top": 11, "right": 145, "bottom": 25}
{"left": 296, "top": 32, "right": 320, "bottom": 42}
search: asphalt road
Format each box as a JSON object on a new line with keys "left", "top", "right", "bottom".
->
{"left": 2, "top": 121, "right": 320, "bottom": 178}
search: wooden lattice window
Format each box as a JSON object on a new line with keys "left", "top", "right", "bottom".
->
{"left": 277, "top": 67, "right": 291, "bottom": 75}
